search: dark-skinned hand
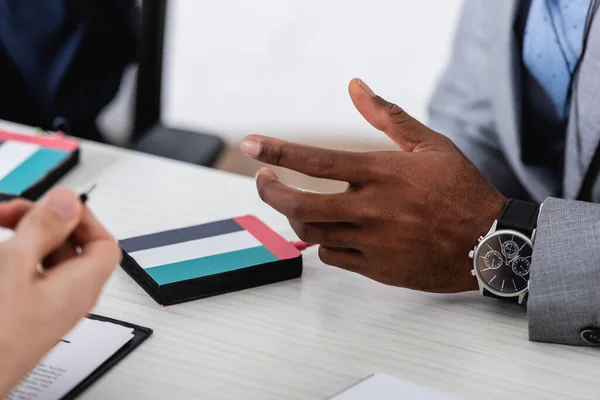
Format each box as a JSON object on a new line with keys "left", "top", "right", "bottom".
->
{"left": 240, "top": 78, "right": 507, "bottom": 293}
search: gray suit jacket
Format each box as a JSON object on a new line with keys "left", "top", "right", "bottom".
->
{"left": 428, "top": 0, "right": 600, "bottom": 346}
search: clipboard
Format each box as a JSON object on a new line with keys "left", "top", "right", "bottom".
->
{"left": 61, "top": 314, "right": 153, "bottom": 400}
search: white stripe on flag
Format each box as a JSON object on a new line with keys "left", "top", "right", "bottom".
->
{"left": 129, "top": 230, "right": 263, "bottom": 269}
{"left": 0, "top": 141, "right": 39, "bottom": 182}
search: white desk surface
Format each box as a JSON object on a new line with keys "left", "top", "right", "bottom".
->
{"left": 2, "top": 121, "right": 599, "bottom": 399}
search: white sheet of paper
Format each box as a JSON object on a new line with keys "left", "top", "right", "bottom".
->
{"left": 329, "top": 373, "right": 459, "bottom": 400}
{"left": 8, "top": 318, "right": 134, "bottom": 400}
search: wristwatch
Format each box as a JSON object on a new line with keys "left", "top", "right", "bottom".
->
{"left": 468, "top": 199, "right": 540, "bottom": 304}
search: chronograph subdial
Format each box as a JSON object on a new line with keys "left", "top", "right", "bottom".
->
{"left": 501, "top": 240, "right": 520, "bottom": 260}
{"left": 511, "top": 257, "right": 530, "bottom": 276}
{"left": 483, "top": 250, "right": 504, "bottom": 269}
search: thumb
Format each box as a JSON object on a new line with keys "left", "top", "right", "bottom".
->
{"left": 12, "top": 188, "right": 83, "bottom": 265}
{"left": 348, "top": 78, "right": 452, "bottom": 152}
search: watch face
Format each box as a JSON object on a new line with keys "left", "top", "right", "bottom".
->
{"left": 474, "top": 230, "right": 533, "bottom": 296}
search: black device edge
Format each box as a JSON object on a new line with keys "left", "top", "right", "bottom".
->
{"left": 120, "top": 248, "right": 303, "bottom": 306}
{"left": 60, "top": 313, "right": 152, "bottom": 400}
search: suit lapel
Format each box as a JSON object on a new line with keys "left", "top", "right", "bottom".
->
{"left": 563, "top": 9, "right": 600, "bottom": 200}
{"left": 491, "top": 0, "right": 559, "bottom": 202}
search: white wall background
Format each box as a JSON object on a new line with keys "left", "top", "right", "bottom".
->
{"left": 161, "top": 0, "right": 465, "bottom": 142}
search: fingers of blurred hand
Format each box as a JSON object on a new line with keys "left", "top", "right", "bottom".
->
{"left": 241, "top": 135, "right": 374, "bottom": 183}
{"left": 42, "top": 242, "right": 79, "bottom": 269}
{"left": 71, "top": 205, "right": 121, "bottom": 276}
{"left": 40, "top": 206, "right": 120, "bottom": 310}
{"left": 289, "top": 220, "right": 358, "bottom": 248}
{"left": 256, "top": 168, "right": 358, "bottom": 223}
{"left": 318, "top": 245, "right": 365, "bottom": 274}
{"left": 42, "top": 240, "right": 120, "bottom": 311}
{"left": 0, "top": 201, "right": 37, "bottom": 281}
{"left": 70, "top": 205, "right": 116, "bottom": 248}
{"left": 0, "top": 240, "right": 31, "bottom": 280}
{"left": 0, "top": 199, "right": 32, "bottom": 229}
{"left": 12, "top": 189, "right": 82, "bottom": 264}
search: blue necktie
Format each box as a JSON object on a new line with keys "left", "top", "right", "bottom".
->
{"left": 523, "top": 0, "right": 590, "bottom": 120}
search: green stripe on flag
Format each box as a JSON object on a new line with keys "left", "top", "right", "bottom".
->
{"left": 0, "top": 148, "right": 68, "bottom": 195}
{"left": 145, "top": 246, "right": 277, "bottom": 285}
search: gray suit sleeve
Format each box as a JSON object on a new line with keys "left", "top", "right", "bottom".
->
{"left": 528, "top": 197, "right": 600, "bottom": 346}
{"left": 427, "top": 0, "right": 528, "bottom": 199}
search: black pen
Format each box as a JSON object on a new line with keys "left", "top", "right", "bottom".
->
{"left": 39, "top": 183, "right": 97, "bottom": 271}
{"left": 78, "top": 183, "right": 97, "bottom": 204}
{"left": 70, "top": 183, "right": 96, "bottom": 250}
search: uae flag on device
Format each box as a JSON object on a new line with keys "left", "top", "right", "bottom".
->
{"left": 119, "top": 216, "right": 303, "bottom": 305}
{"left": 0, "top": 130, "right": 79, "bottom": 200}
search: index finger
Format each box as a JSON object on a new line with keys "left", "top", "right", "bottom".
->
{"left": 0, "top": 199, "right": 32, "bottom": 229}
{"left": 241, "top": 135, "right": 374, "bottom": 183}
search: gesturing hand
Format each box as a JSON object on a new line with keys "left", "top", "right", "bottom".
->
{"left": 241, "top": 78, "right": 507, "bottom": 293}
{"left": 0, "top": 189, "right": 121, "bottom": 397}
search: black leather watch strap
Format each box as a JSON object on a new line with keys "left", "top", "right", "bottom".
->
{"left": 482, "top": 288, "right": 525, "bottom": 303}
{"left": 496, "top": 199, "right": 540, "bottom": 236}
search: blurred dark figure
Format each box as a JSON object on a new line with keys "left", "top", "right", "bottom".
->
{"left": 0, "top": 0, "right": 138, "bottom": 141}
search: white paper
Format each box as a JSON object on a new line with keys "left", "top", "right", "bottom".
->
{"left": 8, "top": 318, "right": 134, "bottom": 400}
{"left": 329, "top": 373, "right": 459, "bottom": 400}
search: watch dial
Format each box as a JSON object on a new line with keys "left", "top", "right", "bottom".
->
{"left": 511, "top": 257, "right": 530, "bottom": 276}
{"left": 475, "top": 232, "right": 533, "bottom": 295}
{"left": 501, "top": 240, "right": 520, "bottom": 260}
{"left": 483, "top": 251, "right": 503, "bottom": 269}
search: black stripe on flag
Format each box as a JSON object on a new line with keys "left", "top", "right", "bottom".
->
{"left": 119, "top": 218, "right": 244, "bottom": 253}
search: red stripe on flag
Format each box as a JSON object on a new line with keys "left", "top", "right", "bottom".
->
{"left": 234, "top": 216, "right": 301, "bottom": 260}
{"left": 0, "top": 130, "right": 79, "bottom": 152}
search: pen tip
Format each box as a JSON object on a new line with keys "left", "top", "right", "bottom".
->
{"left": 87, "top": 183, "right": 97, "bottom": 194}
